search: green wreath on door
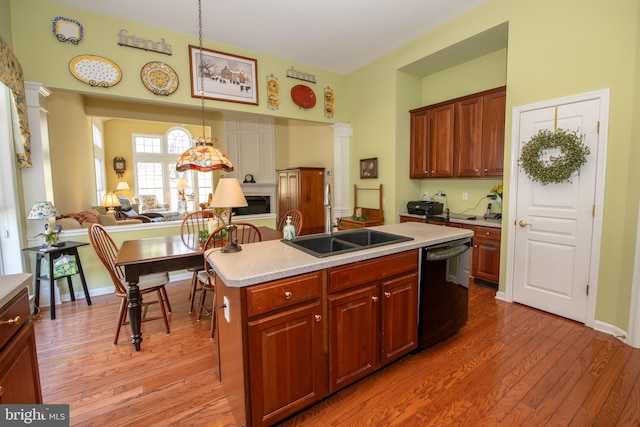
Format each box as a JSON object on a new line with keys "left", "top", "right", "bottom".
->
{"left": 519, "top": 128, "right": 590, "bottom": 185}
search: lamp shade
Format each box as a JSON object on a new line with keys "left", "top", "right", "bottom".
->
{"left": 176, "top": 137, "right": 234, "bottom": 172}
{"left": 210, "top": 178, "right": 248, "bottom": 208}
{"left": 101, "top": 193, "right": 121, "bottom": 208}
{"left": 177, "top": 177, "right": 188, "bottom": 189}
{"left": 27, "top": 201, "right": 58, "bottom": 219}
{"left": 116, "top": 181, "right": 130, "bottom": 191}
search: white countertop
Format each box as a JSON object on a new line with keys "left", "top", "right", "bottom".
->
{"left": 0, "top": 273, "right": 32, "bottom": 308}
{"left": 206, "top": 222, "right": 473, "bottom": 288}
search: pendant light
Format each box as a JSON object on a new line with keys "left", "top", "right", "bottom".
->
{"left": 176, "top": 0, "right": 234, "bottom": 173}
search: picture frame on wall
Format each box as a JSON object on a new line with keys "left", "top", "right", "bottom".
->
{"left": 188, "top": 45, "right": 258, "bottom": 105}
{"left": 360, "top": 157, "right": 378, "bottom": 179}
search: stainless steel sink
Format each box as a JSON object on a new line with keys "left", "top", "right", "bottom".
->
{"left": 282, "top": 229, "right": 413, "bottom": 257}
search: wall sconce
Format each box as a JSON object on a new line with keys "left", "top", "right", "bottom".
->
{"left": 113, "top": 157, "right": 126, "bottom": 178}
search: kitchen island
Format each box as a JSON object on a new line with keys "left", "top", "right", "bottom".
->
{"left": 205, "top": 222, "right": 472, "bottom": 427}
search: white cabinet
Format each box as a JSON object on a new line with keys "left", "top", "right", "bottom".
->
{"left": 225, "top": 116, "right": 276, "bottom": 184}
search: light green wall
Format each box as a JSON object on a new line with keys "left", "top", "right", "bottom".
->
{"left": 9, "top": 0, "right": 346, "bottom": 124}
{"left": 9, "top": 0, "right": 640, "bottom": 330}
{"left": 0, "top": 0, "right": 12, "bottom": 46}
{"left": 346, "top": 0, "right": 640, "bottom": 329}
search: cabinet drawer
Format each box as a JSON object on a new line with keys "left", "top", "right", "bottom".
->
{"left": 246, "top": 271, "right": 322, "bottom": 318}
{"left": 328, "top": 250, "right": 418, "bottom": 293}
{"left": 475, "top": 226, "right": 501, "bottom": 242}
{"left": 0, "top": 288, "right": 30, "bottom": 350}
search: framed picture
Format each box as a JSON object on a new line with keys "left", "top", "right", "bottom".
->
{"left": 360, "top": 157, "right": 378, "bottom": 179}
{"left": 188, "top": 45, "right": 258, "bottom": 105}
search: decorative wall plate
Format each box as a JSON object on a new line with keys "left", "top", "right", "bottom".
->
{"left": 291, "top": 84, "right": 316, "bottom": 109}
{"left": 140, "top": 61, "right": 179, "bottom": 96}
{"left": 52, "top": 16, "right": 83, "bottom": 44}
{"left": 69, "top": 55, "right": 122, "bottom": 87}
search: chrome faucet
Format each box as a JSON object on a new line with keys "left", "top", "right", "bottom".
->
{"left": 324, "top": 183, "right": 333, "bottom": 234}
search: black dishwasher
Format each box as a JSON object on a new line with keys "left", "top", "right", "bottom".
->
{"left": 418, "top": 237, "right": 472, "bottom": 349}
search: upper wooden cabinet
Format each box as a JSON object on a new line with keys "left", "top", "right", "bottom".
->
{"left": 410, "top": 86, "right": 506, "bottom": 179}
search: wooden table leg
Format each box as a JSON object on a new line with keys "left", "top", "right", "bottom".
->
{"left": 48, "top": 254, "right": 56, "bottom": 320}
{"left": 34, "top": 254, "right": 42, "bottom": 315}
{"left": 126, "top": 281, "right": 143, "bottom": 351}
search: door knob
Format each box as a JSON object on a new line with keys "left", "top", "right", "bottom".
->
{"left": 519, "top": 220, "right": 532, "bottom": 227}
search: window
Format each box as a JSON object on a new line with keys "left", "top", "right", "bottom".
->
{"left": 93, "top": 123, "right": 105, "bottom": 203}
{"left": 133, "top": 127, "right": 212, "bottom": 210}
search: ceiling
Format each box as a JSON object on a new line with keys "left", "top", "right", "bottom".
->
{"left": 44, "top": 0, "right": 490, "bottom": 75}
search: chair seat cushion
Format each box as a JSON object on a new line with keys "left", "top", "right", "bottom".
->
{"left": 120, "top": 272, "right": 169, "bottom": 291}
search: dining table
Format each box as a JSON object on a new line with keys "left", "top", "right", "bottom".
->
{"left": 115, "top": 226, "right": 282, "bottom": 351}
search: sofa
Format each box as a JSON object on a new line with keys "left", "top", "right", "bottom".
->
{"left": 135, "top": 195, "right": 181, "bottom": 221}
{"left": 55, "top": 209, "right": 142, "bottom": 230}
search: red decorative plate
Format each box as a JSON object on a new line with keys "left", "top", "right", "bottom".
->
{"left": 291, "top": 85, "right": 316, "bottom": 109}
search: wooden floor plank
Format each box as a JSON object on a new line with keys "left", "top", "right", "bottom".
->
{"left": 33, "top": 280, "right": 640, "bottom": 426}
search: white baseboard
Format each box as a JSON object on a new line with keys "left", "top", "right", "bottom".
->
{"left": 39, "top": 272, "right": 193, "bottom": 307}
{"left": 593, "top": 320, "right": 629, "bottom": 344}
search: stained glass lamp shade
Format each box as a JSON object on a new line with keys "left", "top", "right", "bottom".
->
{"left": 176, "top": 137, "right": 234, "bottom": 172}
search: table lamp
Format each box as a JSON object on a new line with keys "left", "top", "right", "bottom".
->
{"left": 210, "top": 178, "right": 248, "bottom": 253}
{"left": 101, "top": 192, "right": 121, "bottom": 215}
{"left": 116, "top": 181, "right": 130, "bottom": 193}
{"left": 27, "top": 201, "right": 59, "bottom": 232}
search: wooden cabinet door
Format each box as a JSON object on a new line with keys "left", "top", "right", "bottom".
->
{"left": 0, "top": 323, "right": 42, "bottom": 404}
{"left": 473, "top": 238, "right": 500, "bottom": 284}
{"left": 455, "top": 96, "right": 484, "bottom": 177}
{"left": 429, "top": 103, "right": 455, "bottom": 178}
{"left": 482, "top": 89, "right": 506, "bottom": 177}
{"left": 248, "top": 301, "right": 326, "bottom": 426}
{"left": 409, "top": 109, "right": 430, "bottom": 178}
{"left": 329, "top": 285, "right": 378, "bottom": 393}
{"left": 277, "top": 171, "right": 290, "bottom": 216}
{"left": 380, "top": 273, "right": 418, "bottom": 366}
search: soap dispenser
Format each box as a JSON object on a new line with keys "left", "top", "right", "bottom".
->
{"left": 283, "top": 216, "right": 296, "bottom": 241}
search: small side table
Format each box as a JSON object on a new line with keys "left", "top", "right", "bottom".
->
{"left": 22, "top": 241, "right": 92, "bottom": 319}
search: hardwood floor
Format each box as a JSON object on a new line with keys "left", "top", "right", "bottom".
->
{"left": 34, "top": 280, "right": 640, "bottom": 426}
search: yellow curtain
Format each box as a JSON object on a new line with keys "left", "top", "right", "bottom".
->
{"left": 0, "top": 36, "right": 32, "bottom": 168}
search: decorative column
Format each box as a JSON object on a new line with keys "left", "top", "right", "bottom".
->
{"left": 331, "top": 123, "right": 352, "bottom": 222}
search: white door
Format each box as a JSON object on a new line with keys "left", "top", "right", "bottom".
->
{"left": 511, "top": 98, "right": 601, "bottom": 323}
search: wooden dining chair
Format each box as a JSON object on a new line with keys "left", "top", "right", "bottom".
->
{"left": 180, "top": 210, "right": 226, "bottom": 313}
{"left": 87, "top": 224, "right": 172, "bottom": 345}
{"left": 277, "top": 209, "right": 303, "bottom": 236}
{"left": 197, "top": 223, "right": 262, "bottom": 338}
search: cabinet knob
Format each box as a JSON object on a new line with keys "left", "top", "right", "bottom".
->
{"left": 314, "top": 314, "right": 322, "bottom": 323}
{"left": 0, "top": 385, "right": 3, "bottom": 397}
{"left": 284, "top": 291, "right": 292, "bottom": 300}
{"left": 0, "top": 315, "right": 20, "bottom": 325}
{"left": 474, "top": 244, "right": 478, "bottom": 248}
{"left": 474, "top": 169, "right": 479, "bottom": 172}
{"left": 485, "top": 232, "right": 490, "bottom": 236}
{"left": 384, "top": 292, "right": 391, "bottom": 298}
{"left": 484, "top": 168, "right": 489, "bottom": 172}
{"left": 372, "top": 296, "right": 379, "bottom": 303}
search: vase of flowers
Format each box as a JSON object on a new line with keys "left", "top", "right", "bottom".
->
{"left": 37, "top": 229, "right": 58, "bottom": 248}
{"left": 490, "top": 184, "right": 503, "bottom": 201}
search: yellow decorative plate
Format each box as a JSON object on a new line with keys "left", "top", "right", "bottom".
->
{"left": 69, "top": 55, "right": 122, "bottom": 87}
{"left": 140, "top": 61, "right": 179, "bottom": 96}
